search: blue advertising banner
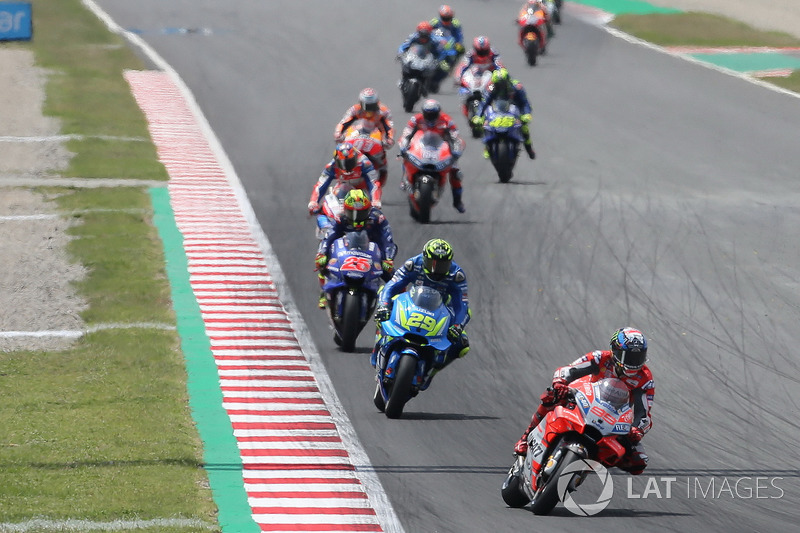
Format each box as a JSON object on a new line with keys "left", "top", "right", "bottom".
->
{"left": 0, "top": 2, "right": 32, "bottom": 41}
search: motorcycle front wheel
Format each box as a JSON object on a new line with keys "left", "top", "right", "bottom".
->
{"left": 530, "top": 448, "right": 581, "bottom": 515}
{"left": 402, "top": 79, "right": 420, "bottom": 112}
{"left": 339, "top": 291, "right": 361, "bottom": 352}
{"left": 491, "top": 140, "right": 515, "bottom": 183}
{"left": 414, "top": 177, "right": 436, "bottom": 223}
{"left": 384, "top": 354, "right": 417, "bottom": 419}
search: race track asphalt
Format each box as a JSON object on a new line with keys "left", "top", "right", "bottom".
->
{"left": 94, "top": 1, "right": 800, "bottom": 531}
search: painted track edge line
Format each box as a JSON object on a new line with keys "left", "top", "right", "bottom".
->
{"left": 80, "top": 1, "right": 404, "bottom": 532}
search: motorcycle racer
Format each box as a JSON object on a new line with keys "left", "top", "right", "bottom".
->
{"left": 314, "top": 190, "right": 398, "bottom": 308}
{"left": 474, "top": 68, "right": 536, "bottom": 160}
{"left": 398, "top": 21, "right": 449, "bottom": 63}
{"left": 519, "top": 0, "right": 554, "bottom": 40}
{"left": 307, "top": 143, "right": 382, "bottom": 217}
{"left": 334, "top": 88, "right": 395, "bottom": 151}
{"left": 513, "top": 327, "right": 655, "bottom": 475}
{"left": 430, "top": 5, "right": 465, "bottom": 56}
{"left": 457, "top": 35, "right": 504, "bottom": 81}
{"left": 398, "top": 21, "right": 451, "bottom": 94}
{"left": 398, "top": 99, "right": 467, "bottom": 213}
{"left": 372, "top": 238, "right": 471, "bottom": 384}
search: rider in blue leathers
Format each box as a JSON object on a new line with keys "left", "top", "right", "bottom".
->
{"left": 398, "top": 21, "right": 450, "bottom": 94}
{"left": 371, "top": 239, "right": 471, "bottom": 383}
{"left": 430, "top": 5, "right": 465, "bottom": 63}
{"left": 474, "top": 68, "right": 536, "bottom": 159}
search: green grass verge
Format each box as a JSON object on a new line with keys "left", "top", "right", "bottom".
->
{"left": 32, "top": 0, "right": 167, "bottom": 180}
{"left": 0, "top": 0, "right": 219, "bottom": 530}
{"left": 610, "top": 12, "right": 800, "bottom": 95}
{"left": 611, "top": 12, "right": 800, "bottom": 48}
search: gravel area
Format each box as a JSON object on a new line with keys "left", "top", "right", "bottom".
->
{"left": 0, "top": 1, "right": 796, "bottom": 352}
{"left": 0, "top": 50, "right": 86, "bottom": 352}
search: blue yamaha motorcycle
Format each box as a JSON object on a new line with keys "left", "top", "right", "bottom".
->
{"left": 482, "top": 99, "right": 525, "bottom": 183}
{"left": 322, "top": 231, "right": 384, "bottom": 352}
{"left": 372, "top": 285, "right": 453, "bottom": 418}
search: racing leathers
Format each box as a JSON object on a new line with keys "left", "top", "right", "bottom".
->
{"left": 307, "top": 153, "right": 381, "bottom": 234}
{"left": 398, "top": 112, "right": 467, "bottom": 212}
{"left": 476, "top": 78, "right": 536, "bottom": 159}
{"left": 334, "top": 104, "right": 395, "bottom": 148}
{"left": 317, "top": 208, "right": 398, "bottom": 284}
{"left": 514, "top": 350, "right": 655, "bottom": 475}
{"left": 398, "top": 31, "right": 450, "bottom": 93}
{"left": 457, "top": 48, "right": 503, "bottom": 81}
{"left": 371, "top": 255, "right": 471, "bottom": 384}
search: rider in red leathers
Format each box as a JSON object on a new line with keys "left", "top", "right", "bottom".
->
{"left": 513, "top": 327, "right": 655, "bottom": 475}
{"left": 398, "top": 99, "right": 466, "bottom": 213}
{"left": 308, "top": 143, "right": 382, "bottom": 221}
{"left": 457, "top": 36, "right": 504, "bottom": 81}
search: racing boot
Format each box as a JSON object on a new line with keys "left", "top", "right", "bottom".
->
{"left": 450, "top": 169, "right": 466, "bottom": 213}
{"left": 483, "top": 147, "right": 490, "bottom": 159}
{"left": 513, "top": 404, "right": 549, "bottom": 455}
{"left": 452, "top": 188, "right": 466, "bottom": 213}
{"left": 524, "top": 140, "right": 536, "bottom": 160}
{"left": 318, "top": 291, "right": 327, "bottom": 309}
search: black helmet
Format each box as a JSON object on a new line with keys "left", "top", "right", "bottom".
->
{"left": 610, "top": 327, "right": 648, "bottom": 377}
{"left": 422, "top": 238, "right": 453, "bottom": 280}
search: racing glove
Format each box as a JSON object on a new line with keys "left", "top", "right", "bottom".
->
{"left": 314, "top": 253, "right": 328, "bottom": 271}
{"left": 447, "top": 324, "right": 464, "bottom": 342}
{"left": 628, "top": 427, "right": 644, "bottom": 444}
{"left": 520, "top": 113, "right": 532, "bottom": 124}
{"left": 470, "top": 115, "right": 484, "bottom": 126}
{"left": 455, "top": 43, "right": 465, "bottom": 54}
{"left": 381, "top": 258, "right": 394, "bottom": 275}
{"left": 375, "top": 303, "right": 392, "bottom": 322}
{"left": 307, "top": 201, "right": 320, "bottom": 215}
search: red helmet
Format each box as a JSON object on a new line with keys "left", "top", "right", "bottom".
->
{"left": 473, "top": 35, "right": 491, "bottom": 57}
{"left": 417, "top": 21, "right": 433, "bottom": 41}
{"left": 334, "top": 143, "right": 358, "bottom": 172}
{"left": 438, "top": 5, "right": 454, "bottom": 24}
{"left": 359, "top": 88, "right": 379, "bottom": 114}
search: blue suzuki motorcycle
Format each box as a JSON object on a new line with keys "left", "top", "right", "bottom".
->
{"left": 322, "top": 231, "right": 384, "bottom": 351}
{"left": 372, "top": 285, "right": 453, "bottom": 418}
{"left": 482, "top": 98, "right": 525, "bottom": 183}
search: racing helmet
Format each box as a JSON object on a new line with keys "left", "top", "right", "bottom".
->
{"left": 421, "top": 99, "right": 441, "bottom": 126}
{"left": 334, "top": 143, "right": 358, "bottom": 172}
{"left": 438, "top": 5, "right": 454, "bottom": 24}
{"left": 473, "top": 36, "right": 491, "bottom": 57}
{"left": 341, "top": 189, "right": 371, "bottom": 229}
{"left": 491, "top": 67, "right": 510, "bottom": 85}
{"left": 417, "top": 21, "right": 433, "bottom": 42}
{"left": 359, "top": 88, "right": 380, "bottom": 115}
{"left": 422, "top": 238, "right": 453, "bottom": 281}
{"left": 610, "top": 327, "right": 648, "bottom": 377}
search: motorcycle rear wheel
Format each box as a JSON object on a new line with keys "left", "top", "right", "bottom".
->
{"left": 384, "top": 354, "right": 417, "bottom": 419}
{"left": 524, "top": 39, "right": 538, "bottom": 66}
{"left": 531, "top": 448, "right": 581, "bottom": 515}
{"left": 501, "top": 469, "right": 531, "bottom": 508}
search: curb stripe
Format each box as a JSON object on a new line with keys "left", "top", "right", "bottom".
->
{"left": 128, "top": 70, "right": 387, "bottom": 532}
